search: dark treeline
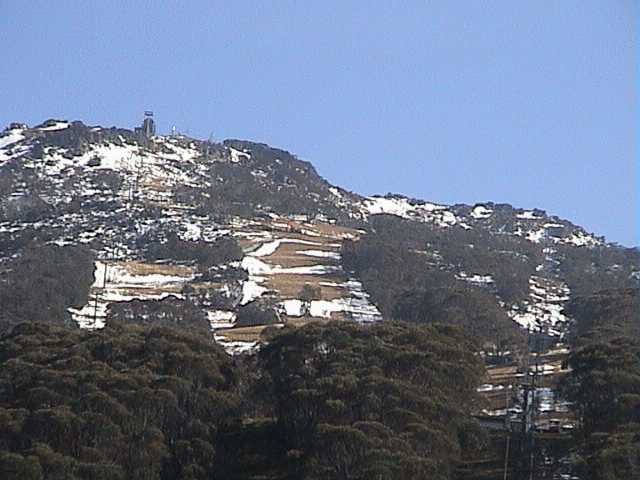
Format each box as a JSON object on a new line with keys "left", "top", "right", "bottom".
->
{"left": 185, "top": 140, "right": 359, "bottom": 222}
{"left": 107, "top": 297, "right": 211, "bottom": 332}
{"left": 341, "top": 215, "right": 526, "bottom": 356}
{"left": 0, "top": 321, "right": 485, "bottom": 480}
{"left": 0, "top": 244, "right": 95, "bottom": 334}
{"left": 139, "top": 233, "right": 243, "bottom": 270}
{"left": 555, "top": 245, "right": 640, "bottom": 298}
{"left": 560, "top": 288, "right": 640, "bottom": 479}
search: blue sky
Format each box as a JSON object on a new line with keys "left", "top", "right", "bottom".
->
{"left": 1, "top": 1, "right": 637, "bottom": 245}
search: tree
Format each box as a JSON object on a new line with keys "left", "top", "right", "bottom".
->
{"left": 259, "top": 321, "right": 486, "bottom": 479}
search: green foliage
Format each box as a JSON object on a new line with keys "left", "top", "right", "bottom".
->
{"left": 341, "top": 217, "right": 525, "bottom": 352}
{"left": 0, "top": 323, "right": 239, "bottom": 480}
{"left": 0, "top": 320, "right": 490, "bottom": 480}
{"left": 258, "top": 322, "right": 486, "bottom": 479}
{"left": 142, "top": 233, "right": 242, "bottom": 270}
{"left": 194, "top": 140, "right": 358, "bottom": 221}
{"left": 235, "top": 302, "right": 279, "bottom": 328}
{"left": 0, "top": 244, "right": 95, "bottom": 332}
{"left": 561, "top": 289, "right": 640, "bottom": 479}
{"left": 565, "top": 288, "right": 640, "bottom": 345}
{"left": 107, "top": 297, "right": 210, "bottom": 332}
{"left": 555, "top": 245, "right": 640, "bottom": 298}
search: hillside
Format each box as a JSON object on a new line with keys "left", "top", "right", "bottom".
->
{"left": 0, "top": 118, "right": 639, "bottom": 479}
{"left": 1, "top": 119, "right": 637, "bottom": 348}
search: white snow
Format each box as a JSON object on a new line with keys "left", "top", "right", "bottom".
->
{"left": 526, "top": 228, "right": 546, "bottom": 243}
{"left": 517, "top": 211, "right": 541, "bottom": 220}
{"left": 38, "top": 121, "right": 70, "bottom": 131}
{"left": 477, "top": 384, "right": 505, "bottom": 393}
{"left": 229, "top": 147, "right": 250, "bottom": 163}
{"left": 0, "top": 130, "right": 25, "bottom": 150}
{"left": 250, "top": 239, "right": 283, "bottom": 257}
{"left": 241, "top": 247, "right": 340, "bottom": 277}
{"left": 291, "top": 280, "right": 382, "bottom": 322}
{"left": 297, "top": 249, "right": 341, "bottom": 260}
{"left": 566, "top": 231, "right": 600, "bottom": 247}
{"left": 0, "top": 129, "right": 27, "bottom": 162}
{"left": 213, "top": 334, "right": 257, "bottom": 355}
{"left": 240, "top": 280, "right": 268, "bottom": 305}
{"left": 241, "top": 256, "right": 273, "bottom": 275}
{"left": 247, "top": 238, "right": 327, "bottom": 258}
{"left": 309, "top": 300, "right": 344, "bottom": 318}
{"left": 364, "top": 197, "right": 418, "bottom": 217}
{"left": 509, "top": 276, "right": 571, "bottom": 335}
{"left": 281, "top": 299, "right": 305, "bottom": 316}
{"left": 329, "top": 186, "right": 343, "bottom": 198}
{"left": 180, "top": 222, "right": 202, "bottom": 241}
{"left": 105, "top": 263, "right": 194, "bottom": 286}
{"left": 362, "top": 196, "right": 457, "bottom": 227}
{"left": 521, "top": 223, "right": 600, "bottom": 248}
{"left": 207, "top": 310, "right": 237, "bottom": 329}
{"left": 457, "top": 272, "right": 494, "bottom": 284}
{"left": 470, "top": 205, "right": 493, "bottom": 219}
{"left": 70, "top": 261, "right": 193, "bottom": 329}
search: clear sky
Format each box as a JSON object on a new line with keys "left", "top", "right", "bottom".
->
{"left": 1, "top": 1, "right": 637, "bottom": 245}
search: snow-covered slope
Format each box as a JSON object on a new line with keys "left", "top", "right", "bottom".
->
{"left": 1, "top": 119, "right": 632, "bottom": 351}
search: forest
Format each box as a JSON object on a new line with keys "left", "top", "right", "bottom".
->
{"left": 0, "top": 321, "right": 486, "bottom": 480}
{"left": 560, "top": 288, "right": 640, "bottom": 478}
{"left": 340, "top": 214, "right": 527, "bottom": 356}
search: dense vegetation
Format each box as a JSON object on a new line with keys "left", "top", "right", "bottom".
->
{"left": 555, "top": 245, "right": 640, "bottom": 298}
{"left": 141, "top": 233, "right": 243, "bottom": 270}
{"left": 341, "top": 215, "right": 526, "bottom": 353}
{"left": 257, "top": 322, "right": 486, "bottom": 479}
{"left": 0, "top": 321, "right": 486, "bottom": 480}
{"left": 0, "top": 322, "right": 240, "bottom": 480}
{"left": 560, "top": 288, "right": 640, "bottom": 479}
{"left": 107, "top": 297, "right": 211, "bottom": 332}
{"left": 0, "top": 245, "right": 95, "bottom": 333}
{"left": 192, "top": 140, "right": 358, "bottom": 222}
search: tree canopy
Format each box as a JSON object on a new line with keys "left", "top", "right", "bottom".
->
{"left": 560, "top": 288, "right": 640, "bottom": 479}
{"left": 0, "top": 323, "right": 239, "bottom": 480}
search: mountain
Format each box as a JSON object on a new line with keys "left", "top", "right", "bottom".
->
{"left": 1, "top": 118, "right": 639, "bottom": 479}
{"left": 0, "top": 118, "right": 638, "bottom": 353}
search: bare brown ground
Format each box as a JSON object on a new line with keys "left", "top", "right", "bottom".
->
{"left": 311, "top": 222, "right": 361, "bottom": 239}
{"left": 110, "top": 286, "right": 184, "bottom": 296}
{"left": 113, "top": 261, "right": 194, "bottom": 277}
{"left": 264, "top": 242, "right": 338, "bottom": 268}
{"left": 143, "top": 177, "right": 172, "bottom": 192}
{"left": 217, "top": 315, "right": 341, "bottom": 344}
{"left": 264, "top": 274, "right": 347, "bottom": 300}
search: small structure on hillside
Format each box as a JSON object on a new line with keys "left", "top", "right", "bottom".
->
{"left": 135, "top": 111, "right": 156, "bottom": 139}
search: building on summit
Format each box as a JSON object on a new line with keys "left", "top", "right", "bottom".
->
{"left": 135, "top": 111, "right": 155, "bottom": 139}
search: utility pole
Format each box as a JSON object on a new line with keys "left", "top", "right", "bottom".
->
{"left": 503, "top": 434, "right": 511, "bottom": 480}
{"left": 503, "top": 382, "right": 511, "bottom": 480}
{"left": 517, "top": 328, "right": 540, "bottom": 480}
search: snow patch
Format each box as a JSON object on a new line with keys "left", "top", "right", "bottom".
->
{"left": 297, "top": 249, "right": 341, "bottom": 260}
{"left": 229, "top": 147, "right": 250, "bottom": 163}
{"left": 517, "top": 211, "right": 541, "bottom": 220}
{"left": 470, "top": 205, "right": 493, "bottom": 219}
{"left": 38, "top": 121, "right": 70, "bottom": 131}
